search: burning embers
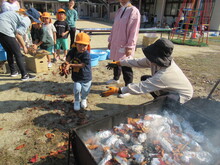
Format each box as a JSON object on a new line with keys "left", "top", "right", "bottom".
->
{"left": 84, "top": 111, "right": 220, "bottom": 165}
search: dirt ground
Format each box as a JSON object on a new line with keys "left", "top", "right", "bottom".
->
{"left": 0, "top": 20, "right": 220, "bottom": 165}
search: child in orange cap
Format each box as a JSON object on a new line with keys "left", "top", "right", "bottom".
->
{"left": 64, "top": 33, "right": 92, "bottom": 111}
{"left": 36, "top": 12, "right": 57, "bottom": 68}
{"left": 54, "top": 8, "right": 70, "bottom": 61}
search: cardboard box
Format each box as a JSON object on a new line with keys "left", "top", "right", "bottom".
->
{"left": 142, "top": 35, "right": 159, "bottom": 47}
{"left": 25, "top": 54, "right": 48, "bottom": 73}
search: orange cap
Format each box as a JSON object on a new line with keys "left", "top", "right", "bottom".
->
{"left": 75, "top": 33, "right": 90, "bottom": 45}
{"left": 57, "top": 8, "right": 66, "bottom": 13}
{"left": 41, "top": 12, "right": 51, "bottom": 18}
{"left": 19, "top": 8, "right": 26, "bottom": 12}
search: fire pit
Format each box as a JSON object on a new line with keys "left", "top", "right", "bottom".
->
{"left": 69, "top": 97, "right": 220, "bottom": 165}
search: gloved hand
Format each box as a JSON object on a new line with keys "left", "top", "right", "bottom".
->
{"left": 106, "top": 61, "right": 120, "bottom": 70}
{"left": 100, "top": 86, "right": 119, "bottom": 97}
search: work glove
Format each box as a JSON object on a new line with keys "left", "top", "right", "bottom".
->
{"left": 100, "top": 86, "right": 119, "bottom": 97}
{"left": 106, "top": 61, "right": 120, "bottom": 70}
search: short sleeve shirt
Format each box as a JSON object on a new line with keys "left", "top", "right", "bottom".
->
{"left": 54, "top": 20, "right": 70, "bottom": 39}
{"left": 66, "top": 47, "right": 92, "bottom": 83}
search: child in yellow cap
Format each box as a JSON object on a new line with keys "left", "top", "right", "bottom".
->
{"left": 54, "top": 8, "right": 70, "bottom": 61}
{"left": 36, "top": 12, "right": 56, "bottom": 68}
{"left": 65, "top": 32, "right": 92, "bottom": 111}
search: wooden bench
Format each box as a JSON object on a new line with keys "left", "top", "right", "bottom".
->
{"left": 77, "top": 28, "right": 172, "bottom": 39}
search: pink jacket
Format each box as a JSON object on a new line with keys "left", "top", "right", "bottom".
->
{"left": 108, "top": 5, "right": 140, "bottom": 61}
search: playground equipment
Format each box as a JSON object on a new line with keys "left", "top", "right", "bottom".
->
{"left": 171, "top": 0, "right": 214, "bottom": 45}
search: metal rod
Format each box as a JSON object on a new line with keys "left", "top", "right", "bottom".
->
{"left": 207, "top": 79, "right": 220, "bottom": 100}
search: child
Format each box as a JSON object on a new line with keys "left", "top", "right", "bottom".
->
{"left": 65, "top": 33, "right": 92, "bottom": 111}
{"left": 54, "top": 8, "right": 70, "bottom": 61}
{"left": 31, "top": 22, "right": 43, "bottom": 44}
{"left": 40, "top": 12, "right": 56, "bottom": 68}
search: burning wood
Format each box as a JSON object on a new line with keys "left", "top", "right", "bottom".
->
{"left": 84, "top": 111, "right": 220, "bottom": 165}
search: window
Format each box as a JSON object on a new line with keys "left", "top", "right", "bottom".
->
{"left": 165, "top": 0, "right": 183, "bottom": 16}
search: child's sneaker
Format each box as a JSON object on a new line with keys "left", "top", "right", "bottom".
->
{"left": 48, "top": 62, "right": 52, "bottom": 68}
{"left": 81, "top": 99, "right": 87, "bottom": 109}
{"left": 74, "top": 101, "right": 80, "bottom": 111}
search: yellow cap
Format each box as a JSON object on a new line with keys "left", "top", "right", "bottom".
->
{"left": 41, "top": 12, "right": 51, "bottom": 18}
{"left": 75, "top": 33, "right": 90, "bottom": 45}
{"left": 57, "top": 8, "right": 66, "bottom": 13}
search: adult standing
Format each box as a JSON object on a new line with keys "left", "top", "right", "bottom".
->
{"left": 107, "top": 0, "right": 140, "bottom": 98}
{"left": 66, "top": 0, "right": 78, "bottom": 48}
{"left": 0, "top": 8, "right": 40, "bottom": 80}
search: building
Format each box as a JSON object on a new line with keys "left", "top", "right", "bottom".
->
{"left": 2, "top": 0, "right": 218, "bottom": 31}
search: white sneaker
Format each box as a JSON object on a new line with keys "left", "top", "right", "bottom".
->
{"left": 118, "top": 93, "right": 131, "bottom": 98}
{"left": 81, "top": 99, "right": 87, "bottom": 109}
{"left": 48, "top": 62, "right": 52, "bottom": 68}
{"left": 74, "top": 101, "right": 80, "bottom": 111}
{"left": 11, "top": 72, "right": 19, "bottom": 77}
{"left": 106, "top": 79, "right": 120, "bottom": 85}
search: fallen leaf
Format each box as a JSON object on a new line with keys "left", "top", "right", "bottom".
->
{"left": 60, "top": 94, "right": 67, "bottom": 98}
{"left": 127, "top": 118, "right": 140, "bottom": 125}
{"left": 24, "top": 130, "right": 29, "bottom": 135}
{"left": 117, "top": 151, "right": 129, "bottom": 158}
{"left": 29, "top": 154, "right": 38, "bottom": 163}
{"left": 57, "top": 141, "right": 68, "bottom": 148}
{"left": 15, "top": 144, "right": 25, "bottom": 150}
{"left": 57, "top": 150, "right": 65, "bottom": 153}
{"left": 40, "top": 155, "right": 47, "bottom": 160}
{"left": 55, "top": 154, "right": 65, "bottom": 159}
{"left": 50, "top": 151, "right": 58, "bottom": 156}
{"left": 87, "top": 144, "right": 99, "bottom": 150}
{"left": 45, "top": 94, "right": 52, "bottom": 97}
{"left": 0, "top": 128, "right": 3, "bottom": 130}
{"left": 45, "top": 133, "right": 55, "bottom": 139}
{"left": 103, "top": 146, "right": 110, "bottom": 151}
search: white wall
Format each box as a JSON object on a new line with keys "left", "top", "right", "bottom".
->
{"left": 210, "top": 0, "right": 220, "bottom": 31}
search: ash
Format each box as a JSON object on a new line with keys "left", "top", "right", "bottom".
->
{"left": 84, "top": 111, "right": 220, "bottom": 165}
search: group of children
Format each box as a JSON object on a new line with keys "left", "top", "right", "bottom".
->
{"left": 31, "top": 9, "right": 70, "bottom": 68}
{"left": 28, "top": 7, "right": 91, "bottom": 111}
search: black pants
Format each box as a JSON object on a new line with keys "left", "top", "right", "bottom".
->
{"left": 69, "top": 27, "right": 76, "bottom": 48}
{"left": 0, "top": 32, "right": 27, "bottom": 76}
{"left": 113, "top": 65, "right": 133, "bottom": 86}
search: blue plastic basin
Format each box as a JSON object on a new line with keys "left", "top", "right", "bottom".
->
{"left": 90, "top": 54, "right": 99, "bottom": 67}
{"left": 90, "top": 49, "right": 108, "bottom": 61}
{"left": 106, "top": 49, "right": 110, "bottom": 59}
{"left": 0, "top": 44, "right": 7, "bottom": 61}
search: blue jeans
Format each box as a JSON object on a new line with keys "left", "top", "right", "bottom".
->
{"left": 73, "top": 81, "right": 92, "bottom": 101}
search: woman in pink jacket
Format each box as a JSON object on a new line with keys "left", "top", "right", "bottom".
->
{"left": 107, "top": 0, "right": 140, "bottom": 98}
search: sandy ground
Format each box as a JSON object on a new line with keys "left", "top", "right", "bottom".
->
{"left": 0, "top": 19, "right": 220, "bottom": 164}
